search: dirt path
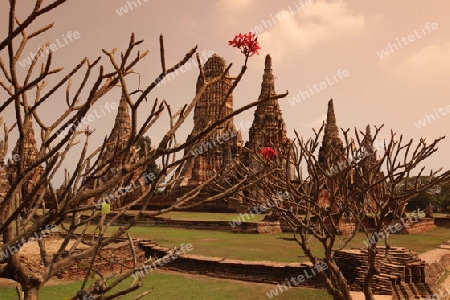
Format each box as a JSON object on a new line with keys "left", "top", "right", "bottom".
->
{"left": 419, "top": 245, "right": 450, "bottom": 264}
{"left": 419, "top": 240, "right": 450, "bottom": 299}
{"left": 349, "top": 292, "right": 392, "bottom": 300}
{"left": 0, "top": 237, "right": 88, "bottom": 288}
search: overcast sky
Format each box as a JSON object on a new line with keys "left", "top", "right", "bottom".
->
{"left": 1, "top": 0, "right": 449, "bottom": 183}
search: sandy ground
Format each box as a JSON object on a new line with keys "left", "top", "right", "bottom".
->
{"left": 349, "top": 292, "right": 393, "bottom": 300}
{"left": 419, "top": 241, "right": 450, "bottom": 299}
{"left": 16, "top": 237, "right": 88, "bottom": 258}
{"left": 0, "top": 237, "right": 89, "bottom": 287}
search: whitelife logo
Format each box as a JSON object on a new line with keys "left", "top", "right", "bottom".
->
{"left": 288, "top": 69, "right": 350, "bottom": 106}
{"left": 228, "top": 191, "right": 290, "bottom": 228}
{"left": 55, "top": 101, "right": 118, "bottom": 141}
{"left": 414, "top": 104, "right": 450, "bottom": 129}
{"left": 154, "top": 50, "right": 215, "bottom": 87}
{"left": 190, "top": 121, "right": 252, "bottom": 157}
{"left": 0, "top": 224, "right": 58, "bottom": 262}
{"left": 251, "top": 0, "right": 313, "bottom": 35}
{"left": 18, "top": 31, "right": 81, "bottom": 68}
{"left": 131, "top": 243, "right": 194, "bottom": 283}
{"left": 1, "top": 153, "right": 20, "bottom": 170}
{"left": 116, "top": 0, "right": 149, "bottom": 16}
{"left": 376, "top": 22, "right": 438, "bottom": 59}
{"left": 363, "top": 209, "right": 425, "bottom": 247}
{"left": 266, "top": 262, "right": 328, "bottom": 298}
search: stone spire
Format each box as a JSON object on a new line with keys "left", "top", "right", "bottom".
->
{"left": 10, "top": 115, "right": 44, "bottom": 196}
{"left": 94, "top": 95, "right": 131, "bottom": 185}
{"left": 176, "top": 54, "right": 241, "bottom": 186}
{"left": 259, "top": 54, "right": 276, "bottom": 99}
{"left": 105, "top": 95, "right": 131, "bottom": 153}
{"left": 364, "top": 125, "right": 373, "bottom": 149}
{"left": 244, "top": 54, "right": 292, "bottom": 201}
{"left": 88, "top": 95, "right": 149, "bottom": 208}
{"left": 0, "top": 118, "right": 9, "bottom": 201}
{"left": 192, "top": 54, "right": 235, "bottom": 134}
{"left": 12, "top": 115, "right": 38, "bottom": 169}
{"left": 318, "top": 99, "right": 344, "bottom": 168}
{"left": 324, "top": 99, "right": 340, "bottom": 141}
{"left": 362, "top": 124, "right": 377, "bottom": 167}
{"left": 247, "top": 54, "right": 287, "bottom": 151}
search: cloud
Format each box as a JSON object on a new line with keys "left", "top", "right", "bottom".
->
{"left": 216, "top": 0, "right": 253, "bottom": 12}
{"left": 216, "top": 0, "right": 253, "bottom": 24}
{"left": 373, "top": 12, "right": 385, "bottom": 23}
{"left": 391, "top": 42, "right": 450, "bottom": 79}
{"left": 257, "top": 0, "right": 365, "bottom": 60}
{"left": 302, "top": 113, "right": 326, "bottom": 129}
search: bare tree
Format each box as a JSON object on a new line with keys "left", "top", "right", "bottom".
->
{"left": 0, "top": 1, "right": 280, "bottom": 299}
{"left": 223, "top": 123, "right": 450, "bottom": 300}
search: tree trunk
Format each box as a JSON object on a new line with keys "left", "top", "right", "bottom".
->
{"left": 15, "top": 285, "right": 24, "bottom": 300}
{"left": 325, "top": 260, "right": 353, "bottom": 300}
{"left": 332, "top": 274, "right": 353, "bottom": 300}
{"left": 23, "top": 287, "right": 38, "bottom": 300}
{"left": 363, "top": 247, "right": 377, "bottom": 300}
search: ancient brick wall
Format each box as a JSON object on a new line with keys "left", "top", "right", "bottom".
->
{"left": 55, "top": 240, "right": 146, "bottom": 280}
{"left": 109, "top": 214, "right": 282, "bottom": 234}
{"left": 335, "top": 247, "right": 435, "bottom": 298}
{"left": 139, "top": 242, "right": 325, "bottom": 287}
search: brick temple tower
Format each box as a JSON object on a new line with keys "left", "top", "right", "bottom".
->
{"left": 318, "top": 98, "right": 344, "bottom": 169}
{"left": 107, "top": 96, "right": 132, "bottom": 153}
{"left": 87, "top": 96, "right": 149, "bottom": 208}
{"left": 93, "top": 95, "right": 132, "bottom": 185}
{"left": 7, "top": 115, "right": 45, "bottom": 207}
{"left": 362, "top": 125, "right": 377, "bottom": 166}
{"left": 12, "top": 115, "right": 39, "bottom": 170}
{"left": 0, "top": 118, "right": 9, "bottom": 205}
{"left": 11, "top": 115, "right": 43, "bottom": 186}
{"left": 247, "top": 54, "right": 288, "bottom": 152}
{"left": 244, "top": 54, "right": 293, "bottom": 200}
{"left": 176, "top": 54, "right": 243, "bottom": 187}
{"left": 245, "top": 54, "right": 291, "bottom": 175}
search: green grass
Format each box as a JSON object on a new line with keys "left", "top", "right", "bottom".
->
{"left": 433, "top": 213, "right": 450, "bottom": 218}
{"left": 134, "top": 226, "right": 450, "bottom": 261}
{"left": 370, "top": 226, "right": 450, "bottom": 253}
{"left": 437, "top": 270, "right": 450, "bottom": 286}
{"left": 4, "top": 223, "right": 450, "bottom": 299}
{"left": 118, "top": 226, "right": 450, "bottom": 262}
{"left": 126, "top": 226, "right": 313, "bottom": 262}
{"left": 74, "top": 213, "right": 450, "bottom": 262}
{"left": 157, "top": 211, "right": 265, "bottom": 222}
{"left": 0, "top": 271, "right": 331, "bottom": 300}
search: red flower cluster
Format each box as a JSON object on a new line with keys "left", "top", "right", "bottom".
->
{"left": 259, "top": 147, "right": 278, "bottom": 160}
{"left": 228, "top": 32, "right": 261, "bottom": 57}
{"left": 84, "top": 126, "right": 95, "bottom": 136}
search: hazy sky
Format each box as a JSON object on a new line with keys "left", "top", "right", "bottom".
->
{"left": 1, "top": 0, "right": 449, "bottom": 182}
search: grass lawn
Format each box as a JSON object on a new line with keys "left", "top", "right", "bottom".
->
{"left": 433, "top": 213, "right": 450, "bottom": 218}
{"left": 4, "top": 221, "right": 449, "bottom": 299}
{"left": 126, "top": 226, "right": 313, "bottom": 262}
{"left": 0, "top": 271, "right": 331, "bottom": 300}
{"left": 373, "top": 226, "right": 450, "bottom": 253}
{"left": 118, "top": 226, "right": 450, "bottom": 263}
{"left": 157, "top": 211, "right": 265, "bottom": 222}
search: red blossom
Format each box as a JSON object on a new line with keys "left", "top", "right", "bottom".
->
{"left": 84, "top": 126, "right": 95, "bottom": 136}
{"left": 259, "top": 147, "right": 278, "bottom": 160}
{"left": 228, "top": 32, "right": 261, "bottom": 57}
